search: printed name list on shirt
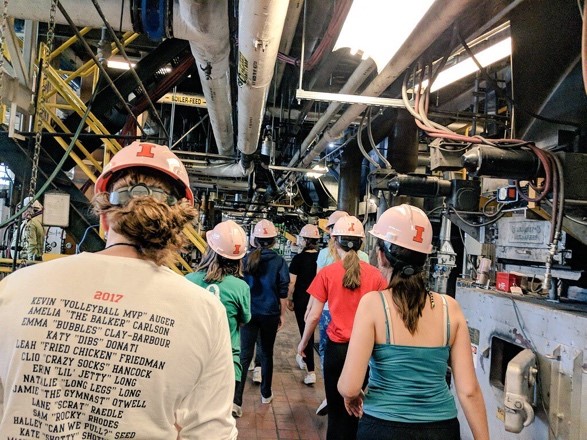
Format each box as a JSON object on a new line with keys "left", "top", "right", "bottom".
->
{"left": 9, "top": 294, "right": 175, "bottom": 440}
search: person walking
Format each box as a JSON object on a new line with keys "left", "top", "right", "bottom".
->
{"left": 311, "top": 210, "right": 370, "bottom": 416}
{"left": 0, "top": 142, "right": 237, "bottom": 439}
{"left": 338, "top": 204, "right": 489, "bottom": 440}
{"left": 298, "top": 215, "right": 387, "bottom": 440}
{"left": 287, "top": 223, "right": 320, "bottom": 385}
{"left": 185, "top": 220, "right": 251, "bottom": 418}
{"left": 233, "top": 219, "right": 289, "bottom": 415}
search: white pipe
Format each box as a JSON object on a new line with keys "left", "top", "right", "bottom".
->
{"left": 7, "top": 0, "right": 133, "bottom": 30}
{"left": 299, "top": 0, "right": 478, "bottom": 168}
{"left": 237, "top": 0, "right": 289, "bottom": 155}
{"left": 175, "top": 0, "right": 234, "bottom": 157}
{"left": 188, "top": 161, "right": 252, "bottom": 178}
{"left": 272, "top": 0, "right": 303, "bottom": 99}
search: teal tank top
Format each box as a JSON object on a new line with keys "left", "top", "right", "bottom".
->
{"left": 362, "top": 292, "right": 458, "bottom": 423}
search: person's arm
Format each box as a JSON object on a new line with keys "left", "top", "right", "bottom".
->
{"left": 449, "top": 298, "right": 489, "bottom": 440}
{"left": 176, "top": 307, "right": 237, "bottom": 439}
{"left": 297, "top": 296, "right": 324, "bottom": 357}
{"left": 238, "top": 284, "right": 251, "bottom": 326}
{"left": 277, "top": 258, "right": 290, "bottom": 331}
{"left": 338, "top": 293, "right": 376, "bottom": 417}
{"left": 286, "top": 273, "right": 297, "bottom": 311}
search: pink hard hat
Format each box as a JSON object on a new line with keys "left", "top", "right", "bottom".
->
{"left": 327, "top": 210, "right": 349, "bottom": 228}
{"left": 331, "top": 215, "right": 365, "bottom": 238}
{"left": 206, "top": 220, "right": 247, "bottom": 259}
{"left": 299, "top": 224, "right": 320, "bottom": 239}
{"left": 95, "top": 141, "right": 194, "bottom": 204}
{"left": 253, "top": 219, "right": 278, "bottom": 238}
{"left": 369, "top": 204, "right": 433, "bottom": 254}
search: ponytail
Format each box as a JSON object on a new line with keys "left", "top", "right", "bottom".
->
{"left": 342, "top": 250, "right": 361, "bottom": 289}
{"left": 244, "top": 237, "right": 275, "bottom": 275}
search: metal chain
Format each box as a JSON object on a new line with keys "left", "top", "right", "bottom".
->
{"left": 0, "top": 0, "right": 9, "bottom": 106}
{"left": 29, "top": 0, "right": 57, "bottom": 200}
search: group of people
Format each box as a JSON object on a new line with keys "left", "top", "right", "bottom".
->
{"left": 0, "top": 142, "right": 489, "bottom": 439}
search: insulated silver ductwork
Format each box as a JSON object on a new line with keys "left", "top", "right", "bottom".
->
{"left": 299, "top": 0, "right": 477, "bottom": 169}
{"left": 237, "top": 0, "right": 289, "bottom": 156}
{"left": 175, "top": 0, "right": 234, "bottom": 158}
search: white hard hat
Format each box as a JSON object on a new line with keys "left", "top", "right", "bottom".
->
{"left": 331, "top": 215, "right": 365, "bottom": 238}
{"left": 206, "top": 220, "right": 247, "bottom": 259}
{"left": 23, "top": 196, "right": 42, "bottom": 211}
{"left": 299, "top": 224, "right": 320, "bottom": 239}
{"left": 369, "top": 204, "right": 433, "bottom": 254}
{"left": 326, "top": 210, "right": 349, "bottom": 228}
{"left": 253, "top": 219, "right": 278, "bottom": 238}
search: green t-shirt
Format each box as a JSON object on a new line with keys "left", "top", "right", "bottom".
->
{"left": 185, "top": 271, "right": 251, "bottom": 381}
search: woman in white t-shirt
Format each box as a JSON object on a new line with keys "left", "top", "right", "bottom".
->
{"left": 0, "top": 142, "right": 237, "bottom": 439}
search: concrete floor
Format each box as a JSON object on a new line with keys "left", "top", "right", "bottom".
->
{"left": 235, "top": 309, "right": 327, "bottom": 439}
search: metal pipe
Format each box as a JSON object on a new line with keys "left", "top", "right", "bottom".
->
{"left": 7, "top": 0, "right": 134, "bottom": 30}
{"left": 298, "top": 0, "right": 478, "bottom": 169}
{"left": 237, "top": 0, "right": 289, "bottom": 156}
{"left": 286, "top": 58, "right": 376, "bottom": 172}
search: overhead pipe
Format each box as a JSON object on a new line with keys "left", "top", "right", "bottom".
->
{"left": 270, "top": 0, "right": 303, "bottom": 103}
{"left": 237, "top": 0, "right": 289, "bottom": 158}
{"left": 285, "top": 57, "right": 377, "bottom": 173}
{"left": 175, "top": 0, "right": 234, "bottom": 157}
{"left": 10, "top": 0, "right": 235, "bottom": 159}
{"left": 298, "top": 0, "right": 477, "bottom": 169}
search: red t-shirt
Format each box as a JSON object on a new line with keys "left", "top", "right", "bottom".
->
{"left": 308, "top": 260, "right": 387, "bottom": 343}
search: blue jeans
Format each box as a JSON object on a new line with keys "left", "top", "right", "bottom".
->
{"left": 234, "top": 314, "right": 280, "bottom": 406}
{"left": 357, "top": 414, "right": 460, "bottom": 440}
{"left": 318, "top": 308, "right": 331, "bottom": 373}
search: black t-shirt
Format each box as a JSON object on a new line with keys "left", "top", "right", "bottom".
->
{"left": 289, "top": 250, "right": 319, "bottom": 303}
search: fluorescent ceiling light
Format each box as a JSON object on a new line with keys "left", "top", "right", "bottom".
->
{"left": 424, "top": 37, "right": 512, "bottom": 92}
{"left": 107, "top": 59, "right": 136, "bottom": 70}
{"left": 333, "top": 0, "right": 434, "bottom": 72}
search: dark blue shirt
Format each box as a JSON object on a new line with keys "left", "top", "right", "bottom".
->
{"left": 243, "top": 248, "right": 290, "bottom": 316}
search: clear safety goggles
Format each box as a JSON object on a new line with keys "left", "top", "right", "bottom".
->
{"left": 109, "top": 183, "right": 178, "bottom": 206}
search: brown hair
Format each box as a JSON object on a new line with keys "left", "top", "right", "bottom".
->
{"left": 197, "top": 247, "right": 243, "bottom": 283}
{"left": 379, "top": 239, "right": 428, "bottom": 335}
{"left": 334, "top": 238, "right": 362, "bottom": 290}
{"left": 92, "top": 168, "right": 197, "bottom": 266}
{"left": 244, "top": 237, "right": 275, "bottom": 275}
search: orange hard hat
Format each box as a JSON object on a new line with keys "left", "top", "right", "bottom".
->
{"left": 369, "top": 204, "right": 433, "bottom": 254}
{"left": 95, "top": 142, "right": 194, "bottom": 204}
{"left": 206, "top": 220, "right": 247, "bottom": 259}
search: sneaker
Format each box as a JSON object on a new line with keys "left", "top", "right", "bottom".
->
{"left": 252, "top": 366, "right": 262, "bottom": 384}
{"left": 304, "top": 372, "right": 316, "bottom": 385}
{"left": 232, "top": 403, "right": 242, "bottom": 418}
{"left": 295, "top": 353, "right": 307, "bottom": 370}
{"left": 316, "top": 398, "right": 328, "bottom": 416}
{"left": 261, "top": 394, "right": 273, "bottom": 404}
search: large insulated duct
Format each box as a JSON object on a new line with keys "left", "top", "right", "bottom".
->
{"left": 10, "top": 0, "right": 235, "bottom": 160}
{"left": 175, "top": 0, "right": 234, "bottom": 158}
{"left": 237, "top": 0, "right": 289, "bottom": 157}
{"left": 299, "top": 0, "right": 477, "bottom": 169}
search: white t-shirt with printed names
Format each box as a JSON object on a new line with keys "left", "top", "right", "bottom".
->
{"left": 0, "top": 252, "right": 237, "bottom": 440}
